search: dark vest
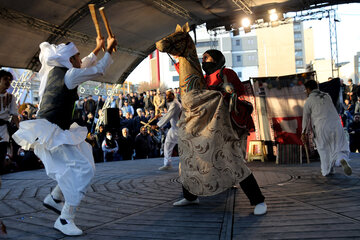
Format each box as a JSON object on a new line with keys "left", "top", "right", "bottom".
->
{"left": 37, "top": 67, "right": 79, "bottom": 130}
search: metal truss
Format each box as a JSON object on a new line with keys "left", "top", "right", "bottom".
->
{"left": 328, "top": 8, "right": 338, "bottom": 77}
{"left": 285, "top": 7, "right": 339, "bottom": 77}
{"left": 232, "top": 0, "right": 255, "bottom": 15}
{"left": 0, "top": 7, "right": 92, "bottom": 44}
{"left": 0, "top": 3, "right": 148, "bottom": 71}
{"left": 26, "top": 0, "right": 110, "bottom": 71}
{"left": 148, "top": 0, "right": 202, "bottom": 23}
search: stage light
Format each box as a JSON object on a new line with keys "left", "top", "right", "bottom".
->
{"left": 241, "top": 17, "right": 251, "bottom": 28}
{"left": 241, "top": 17, "right": 251, "bottom": 33}
{"left": 268, "top": 9, "right": 279, "bottom": 22}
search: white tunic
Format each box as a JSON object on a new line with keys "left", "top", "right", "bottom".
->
{"left": 157, "top": 99, "right": 181, "bottom": 144}
{"left": 302, "top": 89, "right": 350, "bottom": 176}
{"left": 157, "top": 99, "right": 181, "bottom": 166}
{"left": 13, "top": 52, "right": 113, "bottom": 206}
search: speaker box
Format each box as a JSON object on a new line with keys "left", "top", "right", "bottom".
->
{"left": 104, "top": 108, "right": 120, "bottom": 129}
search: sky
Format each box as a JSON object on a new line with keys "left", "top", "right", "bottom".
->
{"left": 303, "top": 3, "right": 360, "bottom": 63}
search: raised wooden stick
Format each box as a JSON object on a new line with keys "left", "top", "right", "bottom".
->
{"left": 99, "top": 7, "right": 116, "bottom": 52}
{"left": 89, "top": 4, "right": 105, "bottom": 51}
{"left": 88, "top": 4, "right": 102, "bottom": 38}
{"left": 304, "top": 142, "right": 310, "bottom": 164}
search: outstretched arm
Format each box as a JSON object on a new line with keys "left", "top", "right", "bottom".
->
{"left": 65, "top": 36, "right": 118, "bottom": 89}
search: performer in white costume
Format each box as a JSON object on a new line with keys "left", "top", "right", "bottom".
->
{"left": 13, "top": 36, "right": 117, "bottom": 236}
{"left": 157, "top": 90, "right": 181, "bottom": 170}
{"left": 302, "top": 80, "right": 352, "bottom": 176}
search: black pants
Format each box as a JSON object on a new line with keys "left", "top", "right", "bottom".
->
{"left": 182, "top": 173, "right": 265, "bottom": 206}
{"left": 0, "top": 142, "right": 8, "bottom": 174}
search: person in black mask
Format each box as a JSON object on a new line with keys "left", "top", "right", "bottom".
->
{"left": 173, "top": 49, "right": 267, "bottom": 216}
{"left": 202, "top": 49, "right": 254, "bottom": 130}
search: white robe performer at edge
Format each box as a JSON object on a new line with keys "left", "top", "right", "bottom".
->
{"left": 13, "top": 36, "right": 117, "bottom": 236}
{"left": 302, "top": 79, "right": 352, "bottom": 177}
{"left": 157, "top": 90, "right": 181, "bottom": 170}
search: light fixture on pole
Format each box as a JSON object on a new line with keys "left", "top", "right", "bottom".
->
{"left": 241, "top": 17, "right": 251, "bottom": 33}
{"left": 268, "top": 8, "right": 279, "bottom": 27}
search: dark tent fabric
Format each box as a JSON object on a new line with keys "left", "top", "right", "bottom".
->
{"left": 0, "top": 0, "right": 357, "bottom": 84}
{"left": 319, "top": 77, "right": 340, "bottom": 106}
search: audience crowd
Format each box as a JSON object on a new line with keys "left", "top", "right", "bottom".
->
{"left": 1, "top": 88, "right": 182, "bottom": 174}
{"left": 1, "top": 77, "right": 360, "bottom": 175}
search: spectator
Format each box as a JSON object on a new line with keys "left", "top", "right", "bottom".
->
{"left": 344, "top": 99, "right": 355, "bottom": 127}
{"left": 110, "top": 96, "right": 117, "bottom": 108}
{"left": 121, "top": 112, "right": 135, "bottom": 137}
{"left": 83, "top": 95, "right": 96, "bottom": 116}
{"left": 344, "top": 79, "right": 357, "bottom": 104}
{"left": 134, "top": 126, "right": 152, "bottom": 159}
{"left": 102, "top": 131, "right": 119, "bottom": 162}
{"left": 153, "top": 89, "right": 165, "bottom": 115}
{"left": 86, "top": 112, "right": 95, "bottom": 133}
{"left": 129, "top": 97, "right": 139, "bottom": 116}
{"left": 118, "top": 128, "right": 134, "bottom": 160}
{"left": 94, "top": 125, "right": 105, "bottom": 162}
{"left": 0, "top": 70, "right": 19, "bottom": 174}
{"left": 348, "top": 113, "right": 360, "bottom": 153}
{"left": 133, "top": 108, "right": 147, "bottom": 136}
{"left": 116, "top": 92, "right": 125, "bottom": 109}
{"left": 121, "top": 100, "right": 134, "bottom": 117}
{"left": 147, "top": 109, "right": 159, "bottom": 126}
{"left": 16, "top": 148, "right": 42, "bottom": 171}
{"left": 354, "top": 97, "right": 360, "bottom": 114}
{"left": 144, "top": 90, "right": 154, "bottom": 111}
{"left": 148, "top": 126, "right": 161, "bottom": 158}
{"left": 138, "top": 92, "right": 145, "bottom": 110}
{"left": 97, "top": 96, "right": 105, "bottom": 109}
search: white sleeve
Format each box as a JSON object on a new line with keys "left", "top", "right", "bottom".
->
{"left": 302, "top": 100, "right": 311, "bottom": 134}
{"left": 102, "top": 140, "right": 109, "bottom": 152}
{"left": 65, "top": 52, "right": 113, "bottom": 90}
{"left": 81, "top": 52, "right": 97, "bottom": 68}
{"left": 157, "top": 103, "right": 175, "bottom": 128}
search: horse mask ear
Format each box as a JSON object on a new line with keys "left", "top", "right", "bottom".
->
{"left": 175, "top": 24, "right": 182, "bottom": 32}
{"left": 182, "top": 22, "right": 190, "bottom": 33}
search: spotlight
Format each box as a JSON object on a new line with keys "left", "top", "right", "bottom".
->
{"left": 268, "top": 8, "right": 279, "bottom": 22}
{"left": 241, "top": 17, "right": 251, "bottom": 33}
{"left": 241, "top": 17, "right": 251, "bottom": 28}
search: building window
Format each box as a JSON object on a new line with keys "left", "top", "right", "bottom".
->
{"left": 235, "top": 39, "right": 240, "bottom": 46}
{"left": 294, "top": 33, "right": 302, "bottom": 40}
{"left": 248, "top": 55, "right": 255, "bottom": 61}
{"left": 247, "top": 39, "right": 254, "bottom": 45}
{"left": 237, "top": 55, "right": 242, "bottom": 62}
{"left": 296, "top": 60, "right": 303, "bottom": 67}
{"left": 293, "top": 24, "right": 301, "bottom": 31}
{"left": 173, "top": 76, "right": 179, "bottom": 82}
{"left": 295, "top": 50, "right": 303, "bottom": 57}
{"left": 295, "top": 42, "right": 302, "bottom": 49}
{"left": 237, "top": 72, "right": 242, "bottom": 78}
{"left": 196, "top": 41, "right": 218, "bottom": 47}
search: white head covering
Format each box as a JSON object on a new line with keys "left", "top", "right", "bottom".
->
{"left": 38, "top": 42, "right": 79, "bottom": 102}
